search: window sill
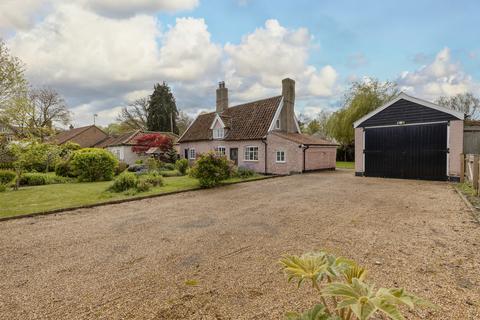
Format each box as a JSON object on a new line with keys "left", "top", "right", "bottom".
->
{"left": 276, "top": 161, "right": 286, "bottom": 163}
{"left": 243, "top": 160, "right": 259, "bottom": 162}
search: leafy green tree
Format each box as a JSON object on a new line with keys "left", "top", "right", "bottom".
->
{"left": 0, "top": 39, "right": 27, "bottom": 110}
{"left": 146, "top": 82, "right": 179, "bottom": 134}
{"left": 326, "top": 79, "right": 399, "bottom": 160}
{"left": 436, "top": 92, "right": 479, "bottom": 119}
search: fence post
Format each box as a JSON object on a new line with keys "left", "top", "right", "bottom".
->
{"left": 460, "top": 153, "right": 465, "bottom": 183}
{"left": 473, "top": 155, "right": 480, "bottom": 191}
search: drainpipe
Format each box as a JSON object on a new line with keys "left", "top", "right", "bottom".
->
{"left": 261, "top": 136, "right": 268, "bottom": 174}
{"left": 301, "top": 144, "right": 310, "bottom": 173}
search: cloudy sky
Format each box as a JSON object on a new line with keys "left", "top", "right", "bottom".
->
{"left": 1, "top": 0, "right": 479, "bottom": 126}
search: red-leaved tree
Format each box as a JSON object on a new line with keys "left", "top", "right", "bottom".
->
{"left": 131, "top": 133, "right": 173, "bottom": 153}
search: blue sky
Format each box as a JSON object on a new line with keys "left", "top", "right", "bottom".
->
{"left": 2, "top": 0, "right": 480, "bottom": 126}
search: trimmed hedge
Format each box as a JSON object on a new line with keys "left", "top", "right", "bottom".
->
{"left": 55, "top": 160, "right": 77, "bottom": 178}
{"left": 18, "top": 173, "right": 72, "bottom": 186}
{"left": 70, "top": 148, "right": 118, "bottom": 182}
{"left": 0, "top": 170, "right": 16, "bottom": 185}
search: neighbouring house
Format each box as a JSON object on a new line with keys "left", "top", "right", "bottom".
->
{"left": 353, "top": 92, "right": 464, "bottom": 181}
{"left": 98, "top": 130, "right": 179, "bottom": 165}
{"left": 51, "top": 125, "right": 109, "bottom": 148}
{"left": 178, "top": 78, "right": 337, "bottom": 175}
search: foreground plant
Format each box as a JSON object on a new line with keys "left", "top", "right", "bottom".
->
{"left": 280, "top": 251, "right": 432, "bottom": 320}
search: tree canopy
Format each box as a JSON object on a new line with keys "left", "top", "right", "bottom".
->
{"left": 0, "top": 39, "right": 27, "bottom": 110}
{"left": 146, "top": 82, "right": 179, "bottom": 134}
{"left": 436, "top": 92, "right": 479, "bottom": 119}
{"left": 326, "top": 79, "right": 399, "bottom": 147}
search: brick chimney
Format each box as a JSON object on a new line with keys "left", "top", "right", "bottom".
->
{"left": 281, "top": 78, "right": 296, "bottom": 133}
{"left": 216, "top": 81, "right": 228, "bottom": 113}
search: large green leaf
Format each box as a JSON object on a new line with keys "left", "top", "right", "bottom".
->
{"left": 285, "top": 304, "right": 341, "bottom": 320}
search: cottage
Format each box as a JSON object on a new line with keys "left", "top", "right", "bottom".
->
{"left": 178, "top": 78, "right": 337, "bottom": 175}
{"left": 353, "top": 92, "right": 464, "bottom": 181}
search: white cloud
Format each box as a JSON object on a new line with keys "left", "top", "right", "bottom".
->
{"left": 158, "top": 18, "right": 222, "bottom": 81}
{"left": 82, "top": 0, "right": 199, "bottom": 18}
{"left": 7, "top": 10, "right": 339, "bottom": 125}
{"left": 224, "top": 19, "right": 338, "bottom": 101}
{"left": 0, "top": 0, "right": 50, "bottom": 30}
{"left": 0, "top": 0, "right": 197, "bottom": 32}
{"left": 398, "top": 47, "right": 479, "bottom": 100}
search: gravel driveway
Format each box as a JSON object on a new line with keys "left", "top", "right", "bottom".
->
{"left": 0, "top": 170, "right": 478, "bottom": 319}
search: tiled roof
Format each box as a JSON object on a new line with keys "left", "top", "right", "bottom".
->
{"left": 52, "top": 125, "right": 109, "bottom": 147}
{"left": 271, "top": 131, "right": 338, "bottom": 146}
{"left": 179, "top": 95, "right": 282, "bottom": 142}
{"left": 97, "top": 130, "right": 180, "bottom": 148}
{"left": 53, "top": 125, "right": 94, "bottom": 144}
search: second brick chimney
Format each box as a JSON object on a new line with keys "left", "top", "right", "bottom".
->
{"left": 216, "top": 81, "right": 228, "bottom": 113}
{"left": 281, "top": 78, "right": 296, "bottom": 133}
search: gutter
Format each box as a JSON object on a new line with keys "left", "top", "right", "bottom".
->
{"left": 300, "top": 144, "right": 310, "bottom": 173}
{"left": 261, "top": 136, "right": 268, "bottom": 174}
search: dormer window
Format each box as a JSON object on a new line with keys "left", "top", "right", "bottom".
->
{"left": 275, "top": 119, "right": 280, "bottom": 129}
{"left": 213, "top": 128, "right": 224, "bottom": 139}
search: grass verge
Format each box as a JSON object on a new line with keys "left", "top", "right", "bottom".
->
{"left": 336, "top": 161, "right": 354, "bottom": 169}
{"left": 0, "top": 175, "right": 267, "bottom": 219}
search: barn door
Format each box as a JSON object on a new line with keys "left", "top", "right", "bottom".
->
{"left": 364, "top": 123, "right": 448, "bottom": 180}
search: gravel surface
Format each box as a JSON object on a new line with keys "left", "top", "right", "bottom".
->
{"left": 0, "top": 170, "right": 478, "bottom": 319}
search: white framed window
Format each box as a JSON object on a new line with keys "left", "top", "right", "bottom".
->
{"left": 189, "top": 148, "right": 196, "bottom": 160}
{"left": 213, "top": 128, "right": 224, "bottom": 139}
{"left": 275, "top": 119, "right": 280, "bottom": 129}
{"left": 244, "top": 146, "right": 258, "bottom": 161}
{"left": 215, "top": 146, "right": 226, "bottom": 155}
{"left": 276, "top": 150, "right": 286, "bottom": 163}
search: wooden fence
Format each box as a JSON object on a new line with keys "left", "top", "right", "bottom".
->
{"left": 460, "top": 153, "right": 480, "bottom": 194}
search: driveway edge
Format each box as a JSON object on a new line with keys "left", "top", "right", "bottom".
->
{"left": 453, "top": 185, "right": 480, "bottom": 224}
{"left": 0, "top": 175, "right": 282, "bottom": 222}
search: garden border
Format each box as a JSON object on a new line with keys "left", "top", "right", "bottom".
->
{"left": 0, "top": 175, "right": 282, "bottom": 222}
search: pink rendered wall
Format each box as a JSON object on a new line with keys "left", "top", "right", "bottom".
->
{"left": 449, "top": 120, "right": 464, "bottom": 177}
{"left": 354, "top": 127, "right": 364, "bottom": 173}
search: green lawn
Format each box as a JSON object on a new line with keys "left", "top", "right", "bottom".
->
{"left": 336, "top": 161, "right": 354, "bottom": 169}
{"left": 0, "top": 175, "right": 266, "bottom": 219}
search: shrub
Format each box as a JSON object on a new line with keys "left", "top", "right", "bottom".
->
{"left": 140, "top": 172, "right": 164, "bottom": 187}
{"left": 135, "top": 179, "right": 152, "bottom": 192}
{"left": 115, "top": 161, "right": 128, "bottom": 175}
{"left": 18, "top": 172, "right": 71, "bottom": 186}
{"left": 189, "top": 152, "right": 234, "bottom": 188}
{"left": 280, "top": 250, "right": 433, "bottom": 320}
{"left": 135, "top": 159, "right": 143, "bottom": 164}
{"left": 235, "top": 166, "right": 255, "bottom": 179}
{"left": 0, "top": 162, "right": 14, "bottom": 170}
{"left": 70, "top": 148, "right": 118, "bottom": 182}
{"left": 0, "top": 170, "right": 16, "bottom": 185}
{"left": 55, "top": 160, "right": 77, "bottom": 178}
{"left": 0, "top": 184, "right": 6, "bottom": 192}
{"left": 146, "top": 157, "right": 162, "bottom": 172}
{"left": 109, "top": 172, "right": 137, "bottom": 192}
{"left": 161, "top": 162, "right": 175, "bottom": 171}
{"left": 127, "top": 164, "right": 146, "bottom": 172}
{"left": 175, "top": 159, "right": 189, "bottom": 175}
